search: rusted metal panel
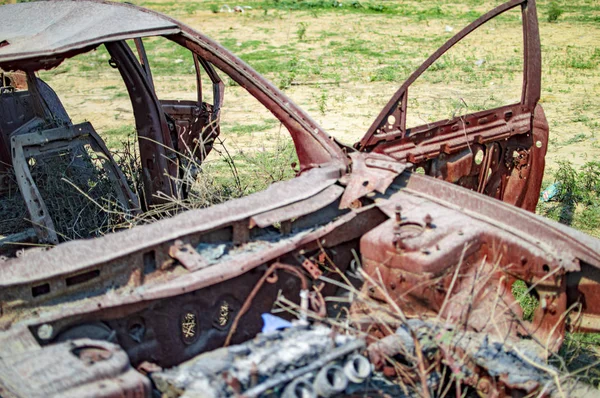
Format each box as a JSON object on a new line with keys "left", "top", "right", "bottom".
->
{"left": 160, "top": 100, "right": 217, "bottom": 168}
{"left": 394, "top": 172, "right": 600, "bottom": 269}
{"left": 358, "top": 187, "right": 570, "bottom": 351}
{"left": 168, "top": 240, "right": 208, "bottom": 271}
{"left": 0, "top": 1, "right": 179, "bottom": 68}
{"left": 356, "top": 0, "right": 545, "bottom": 213}
{"left": 10, "top": 121, "right": 138, "bottom": 244}
{"left": 0, "top": 0, "right": 599, "bottom": 396}
{"left": 373, "top": 104, "right": 531, "bottom": 162}
{"left": 250, "top": 184, "right": 344, "bottom": 228}
{"left": 0, "top": 166, "right": 339, "bottom": 286}
{"left": 105, "top": 40, "right": 179, "bottom": 205}
{"left": 502, "top": 104, "right": 548, "bottom": 210}
{"left": 567, "top": 262, "right": 600, "bottom": 333}
{"left": 339, "top": 152, "right": 408, "bottom": 209}
{"left": 0, "top": 339, "right": 151, "bottom": 397}
{"left": 351, "top": 169, "right": 600, "bottom": 395}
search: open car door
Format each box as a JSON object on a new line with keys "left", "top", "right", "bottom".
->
{"left": 130, "top": 38, "right": 224, "bottom": 201}
{"left": 356, "top": 0, "right": 546, "bottom": 212}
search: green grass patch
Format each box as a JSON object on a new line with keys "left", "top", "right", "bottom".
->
{"left": 564, "top": 133, "right": 588, "bottom": 145}
{"left": 103, "top": 126, "right": 137, "bottom": 148}
{"left": 537, "top": 161, "right": 600, "bottom": 237}
{"left": 226, "top": 120, "right": 279, "bottom": 134}
{"left": 511, "top": 279, "right": 539, "bottom": 321}
{"left": 197, "top": 140, "right": 298, "bottom": 199}
{"left": 555, "top": 333, "right": 600, "bottom": 387}
{"left": 369, "top": 65, "right": 411, "bottom": 82}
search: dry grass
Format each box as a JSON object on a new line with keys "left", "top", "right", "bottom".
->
{"left": 272, "top": 245, "right": 600, "bottom": 395}
{"left": 2, "top": 0, "right": 597, "bottom": 390}
{"left": 31, "top": 0, "right": 599, "bottom": 234}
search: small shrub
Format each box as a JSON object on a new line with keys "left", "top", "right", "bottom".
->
{"left": 555, "top": 161, "right": 581, "bottom": 204}
{"left": 370, "top": 65, "right": 402, "bottom": 82}
{"left": 580, "top": 162, "right": 600, "bottom": 204}
{"left": 576, "top": 205, "right": 600, "bottom": 232}
{"left": 540, "top": 161, "right": 600, "bottom": 235}
{"left": 277, "top": 55, "right": 299, "bottom": 89}
{"left": 296, "top": 22, "right": 308, "bottom": 41}
{"left": 183, "top": 3, "right": 197, "bottom": 15}
{"left": 316, "top": 90, "right": 328, "bottom": 115}
{"left": 267, "top": 0, "right": 388, "bottom": 13}
{"left": 555, "top": 333, "right": 600, "bottom": 386}
{"left": 564, "top": 133, "right": 587, "bottom": 145}
{"left": 511, "top": 280, "right": 539, "bottom": 321}
{"left": 547, "top": 1, "right": 564, "bottom": 23}
{"left": 567, "top": 54, "right": 597, "bottom": 70}
{"left": 366, "top": 3, "right": 386, "bottom": 13}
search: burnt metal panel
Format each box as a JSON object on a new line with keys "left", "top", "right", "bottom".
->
{"left": 0, "top": 339, "right": 151, "bottom": 397}
{"left": 0, "top": 166, "right": 340, "bottom": 287}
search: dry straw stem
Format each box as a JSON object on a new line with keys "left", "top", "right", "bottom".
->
{"left": 275, "top": 244, "right": 598, "bottom": 397}
{"left": 23, "top": 117, "right": 598, "bottom": 396}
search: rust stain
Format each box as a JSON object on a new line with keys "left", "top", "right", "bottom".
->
{"left": 0, "top": 0, "right": 598, "bottom": 397}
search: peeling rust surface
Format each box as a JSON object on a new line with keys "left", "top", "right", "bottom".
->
{"left": 0, "top": 1, "right": 599, "bottom": 397}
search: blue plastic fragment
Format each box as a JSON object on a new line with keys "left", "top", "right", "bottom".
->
{"left": 541, "top": 182, "right": 560, "bottom": 202}
{"left": 261, "top": 313, "right": 293, "bottom": 333}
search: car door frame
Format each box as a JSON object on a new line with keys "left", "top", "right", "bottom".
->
{"left": 356, "top": 0, "right": 546, "bottom": 211}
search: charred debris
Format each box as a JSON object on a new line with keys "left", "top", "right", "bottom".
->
{"left": 0, "top": 1, "right": 599, "bottom": 397}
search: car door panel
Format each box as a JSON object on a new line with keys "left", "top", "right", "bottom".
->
{"left": 160, "top": 57, "right": 223, "bottom": 166}
{"left": 357, "top": 0, "right": 544, "bottom": 212}
{"left": 131, "top": 38, "right": 224, "bottom": 201}
{"left": 161, "top": 100, "right": 214, "bottom": 159}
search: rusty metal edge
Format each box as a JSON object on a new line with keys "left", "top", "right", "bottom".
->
{"left": 358, "top": 0, "right": 534, "bottom": 149}
{"left": 0, "top": 167, "right": 340, "bottom": 286}
{"left": 394, "top": 172, "right": 600, "bottom": 269}
{"left": 0, "top": 0, "right": 180, "bottom": 64}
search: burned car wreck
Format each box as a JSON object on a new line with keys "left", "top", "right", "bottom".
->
{"left": 0, "top": 0, "right": 599, "bottom": 397}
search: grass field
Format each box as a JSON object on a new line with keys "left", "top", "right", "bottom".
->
{"left": 0, "top": 0, "right": 588, "bottom": 231}
{"left": 119, "top": 0, "right": 600, "bottom": 166}
{"left": 24, "top": 0, "right": 599, "bottom": 234}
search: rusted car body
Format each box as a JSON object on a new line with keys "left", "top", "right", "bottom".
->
{"left": 0, "top": 0, "right": 599, "bottom": 397}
